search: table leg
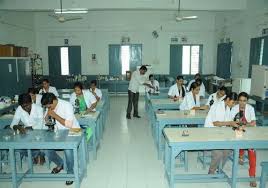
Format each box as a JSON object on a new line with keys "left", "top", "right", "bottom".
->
{"left": 27, "top": 149, "right": 33, "bottom": 173}
{"left": 81, "top": 137, "right": 87, "bottom": 177}
{"left": 231, "top": 149, "right": 239, "bottom": 188}
{"left": 92, "top": 125, "right": 97, "bottom": 160}
{"left": 169, "top": 147, "right": 175, "bottom": 188}
{"left": 157, "top": 123, "right": 164, "bottom": 160}
{"left": 73, "top": 147, "right": 80, "bottom": 188}
{"left": 9, "top": 148, "right": 17, "bottom": 188}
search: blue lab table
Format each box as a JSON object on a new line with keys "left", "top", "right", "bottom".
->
{"left": 163, "top": 127, "right": 268, "bottom": 188}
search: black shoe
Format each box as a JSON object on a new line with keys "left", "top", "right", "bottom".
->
{"left": 126, "top": 114, "right": 131, "bottom": 119}
{"left": 51, "top": 165, "right": 63, "bottom": 174}
{"left": 66, "top": 181, "right": 73, "bottom": 186}
{"left": 133, "top": 115, "right": 141, "bottom": 118}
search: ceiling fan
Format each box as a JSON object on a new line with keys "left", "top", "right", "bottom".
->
{"left": 175, "top": 0, "right": 198, "bottom": 22}
{"left": 49, "top": 0, "right": 84, "bottom": 23}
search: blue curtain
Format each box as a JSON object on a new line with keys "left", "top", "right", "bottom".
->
{"left": 248, "top": 38, "right": 262, "bottom": 77}
{"left": 170, "top": 45, "right": 182, "bottom": 77}
{"left": 216, "top": 42, "right": 232, "bottom": 79}
{"left": 48, "top": 46, "right": 61, "bottom": 76}
{"left": 68, "top": 46, "right": 81, "bottom": 75}
{"left": 48, "top": 46, "right": 81, "bottom": 76}
{"left": 109, "top": 45, "right": 121, "bottom": 76}
{"left": 130, "top": 44, "right": 142, "bottom": 71}
{"left": 262, "top": 36, "right": 268, "bottom": 66}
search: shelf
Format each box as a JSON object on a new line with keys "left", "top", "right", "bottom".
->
{"left": 0, "top": 57, "right": 29, "bottom": 59}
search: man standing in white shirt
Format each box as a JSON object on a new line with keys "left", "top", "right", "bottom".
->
{"left": 10, "top": 93, "right": 45, "bottom": 164}
{"left": 127, "top": 65, "right": 153, "bottom": 119}
{"left": 41, "top": 93, "right": 80, "bottom": 186}
{"left": 39, "top": 79, "right": 59, "bottom": 97}
{"left": 89, "top": 80, "right": 102, "bottom": 101}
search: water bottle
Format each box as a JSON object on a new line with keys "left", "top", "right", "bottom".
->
{"left": 75, "top": 98, "right": 80, "bottom": 114}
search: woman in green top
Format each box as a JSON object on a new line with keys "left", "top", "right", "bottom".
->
{"left": 70, "top": 82, "right": 97, "bottom": 113}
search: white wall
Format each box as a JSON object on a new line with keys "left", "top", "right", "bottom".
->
{"left": 0, "top": 11, "right": 35, "bottom": 50}
{"left": 215, "top": 0, "right": 268, "bottom": 78}
{"left": 34, "top": 10, "right": 217, "bottom": 75}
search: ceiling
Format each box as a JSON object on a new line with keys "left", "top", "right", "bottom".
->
{"left": 0, "top": 0, "right": 248, "bottom": 11}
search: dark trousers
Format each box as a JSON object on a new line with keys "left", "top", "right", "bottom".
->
{"left": 127, "top": 90, "right": 139, "bottom": 116}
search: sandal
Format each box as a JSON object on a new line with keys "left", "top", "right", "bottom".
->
{"left": 66, "top": 181, "right": 74, "bottom": 185}
{"left": 249, "top": 181, "right": 257, "bottom": 187}
{"left": 239, "top": 157, "right": 244, "bottom": 165}
{"left": 51, "top": 166, "right": 63, "bottom": 174}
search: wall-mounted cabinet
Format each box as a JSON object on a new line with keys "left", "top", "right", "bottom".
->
{"left": 0, "top": 57, "right": 31, "bottom": 96}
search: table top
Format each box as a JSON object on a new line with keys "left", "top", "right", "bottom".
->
{"left": 163, "top": 127, "right": 268, "bottom": 146}
{"left": 151, "top": 98, "right": 181, "bottom": 105}
{"left": 151, "top": 98, "right": 207, "bottom": 106}
{"left": 0, "top": 129, "right": 83, "bottom": 149}
{"left": 156, "top": 110, "right": 208, "bottom": 120}
{"left": 0, "top": 103, "right": 18, "bottom": 115}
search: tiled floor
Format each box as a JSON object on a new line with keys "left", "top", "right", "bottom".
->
{"left": 1, "top": 96, "right": 268, "bottom": 188}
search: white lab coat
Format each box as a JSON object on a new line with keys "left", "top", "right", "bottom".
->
{"left": 230, "top": 104, "right": 256, "bottom": 123}
{"left": 204, "top": 100, "right": 232, "bottom": 128}
{"left": 69, "top": 90, "right": 97, "bottom": 111}
{"left": 179, "top": 91, "right": 200, "bottom": 110}
{"left": 10, "top": 104, "right": 45, "bottom": 129}
{"left": 89, "top": 88, "right": 102, "bottom": 100}
{"left": 187, "top": 79, "right": 206, "bottom": 97}
{"left": 34, "top": 94, "right": 43, "bottom": 106}
{"left": 39, "top": 86, "right": 59, "bottom": 97}
{"left": 206, "top": 92, "right": 226, "bottom": 107}
{"left": 146, "top": 80, "right": 160, "bottom": 93}
{"left": 52, "top": 99, "right": 80, "bottom": 130}
{"left": 168, "top": 84, "right": 187, "bottom": 98}
{"left": 128, "top": 70, "right": 146, "bottom": 93}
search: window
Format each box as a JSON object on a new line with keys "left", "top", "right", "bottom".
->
{"left": 182, "top": 45, "right": 200, "bottom": 75}
{"left": 60, "top": 47, "right": 69, "bottom": 75}
{"left": 259, "top": 38, "right": 265, "bottom": 65}
{"left": 121, "top": 45, "right": 130, "bottom": 75}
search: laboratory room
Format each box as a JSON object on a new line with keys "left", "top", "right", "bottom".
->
{"left": 1, "top": 0, "right": 268, "bottom": 188}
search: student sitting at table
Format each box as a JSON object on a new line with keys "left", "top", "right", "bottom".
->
{"left": 41, "top": 93, "right": 80, "bottom": 186}
{"left": 180, "top": 82, "right": 206, "bottom": 110}
{"left": 230, "top": 92, "right": 257, "bottom": 187}
{"left": 89, "top": 80, "right": 102, "bottom": 101}
{"left": 204, "top": 92, "right": 239, "bottom": 175}
{"left": 39, "top": 79, "right": 59, "bottom": 97}
{"left": 168, "top": 75, "right": 186, "bottom": 101}
{"left": 10, "top": 93, "right": 45, "bottom": 165}
{"left": 146, "top": 74, "right": 160, "bottom": 94}
{"left": 204, "top": 86, "right": 227, "bottom": 109}
{"left": 187, "top": 73, "right": 206, "bottom": 98}
{"left": 70, "top": 82, "right": 97, "bottom": 112}
{"left": 28, "top": 88, "right": 42, "bottom": 106}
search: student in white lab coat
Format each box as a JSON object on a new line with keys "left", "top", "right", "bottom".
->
{"left": 187, "top": 73, "right": 206, "bottom": 98}
{"left": 230, "top": 92, "right": 257, "bottom": 187}
{"left": 41, "top": 93, "right": 80, "bottom": 186}
{"left": 89, "top": 80, "right": 102, "bottom": 101}
{"left": 204, "top": 92, "right": 238, "bottom": 175}
{"left": 146, "top": 74, "right": 160, "bottom": 94}
{"left": 39, "top": 79, "right": 59, "bottom": 97}
{"left": 180, "top": 82, "right": 207, "bottom": 110}
{"left": 168, "top": 75, "right": 187, "bottom": 101}
{"left": 10, "top": 93, "right": 45, "bottom": 164}
{"left": 204, "top": 86, "right": 227, "bottom": 109}
{"left": 28, "top": 88, "right": 42, "bottom": 106}
{"left": 70, "top": 82, "right": 97, "bottom": 112}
